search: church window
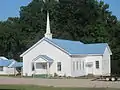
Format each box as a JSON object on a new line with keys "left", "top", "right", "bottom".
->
{"left": 57, "top": 62, "right": 61, "bottom": 71}
{"left": 96, "top": 61, "right": 99, "bottom": 69}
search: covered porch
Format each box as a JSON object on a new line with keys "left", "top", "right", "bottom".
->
{"left": 32, "top": 55, "right": 53, "bottom": 77}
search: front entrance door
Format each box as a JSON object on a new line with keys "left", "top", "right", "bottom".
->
{"left": 86, "top": 62, "right": 93, "bottom": 75}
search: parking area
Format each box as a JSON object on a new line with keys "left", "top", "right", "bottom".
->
{"left": 0, "top": 77, "right": 120, "bottom": 88}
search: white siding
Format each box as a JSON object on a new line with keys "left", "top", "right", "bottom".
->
{"left": 23, "top": 40, "right": 71, "bottom": 76}
{"left": 102, "top": 47, "right": 111, "bottom": 76}
{"left": 71, "top": 56, "right": 86, "bottom": 77}
{"left": 0, "top": 67, "right": 17, "bottom": 75}
{"left": 71, "top": 55, "right": 103, "bottom": 77}
{"left": 86, "top": 56, "right": 102, "bottom": 75}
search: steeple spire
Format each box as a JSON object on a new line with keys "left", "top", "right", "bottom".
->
{"left": 45, "top": 11, "right": 52, "bottom": 39}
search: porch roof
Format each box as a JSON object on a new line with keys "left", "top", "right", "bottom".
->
{"left": 0, "top": 58, "right": 15, "bottom": 67}
{"left": 33, "top": 55, "right": 53, "bottom": 62}
{"left": 8, "top": 62, "right": 23, "bottom": 68}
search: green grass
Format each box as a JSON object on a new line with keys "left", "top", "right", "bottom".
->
{"left": 0, "top": 85, "right": 119, "bottom": 90}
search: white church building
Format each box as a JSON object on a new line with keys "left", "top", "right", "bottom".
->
{"left": 20, "top": 12, "right": 112, "bottom": 77}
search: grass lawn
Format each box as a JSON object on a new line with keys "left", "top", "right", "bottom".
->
{"left": 0, "top": 85, "right": 119, "bottom": 90}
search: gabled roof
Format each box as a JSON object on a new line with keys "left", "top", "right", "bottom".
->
{"left": 20, "top": 37, "right": 111, "bottom": 57}
{"left": 51, "top": 38, "right": 84, "bottom": 45}
{"left": 0, "top": 58, "right": 15, "bottom": 67}
{"left": 48, "top": 38, "right": 110, "bottom": 55}
{"left": 0, "top": 60, "right": 13, "bottom": 67}
{"left": 0, "top": 57, "right": 22, "bottom": 67}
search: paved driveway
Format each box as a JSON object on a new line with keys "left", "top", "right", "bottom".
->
{"left": 0, "top": 77, "right": 120, "bottom": 88}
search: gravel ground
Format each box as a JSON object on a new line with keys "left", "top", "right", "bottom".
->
{"left": 0, "top": 77, "right": 120, "bottom": 88}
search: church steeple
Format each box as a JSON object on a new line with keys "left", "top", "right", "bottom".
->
{"left": 44, "top": 11, "right": 52, "bottom": 39}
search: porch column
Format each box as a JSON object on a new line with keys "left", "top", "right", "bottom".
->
{"left": 14, "top": 68, "right": 16, "bottom": 76}
{"left": 47, "top": 62, "right": 50, "bottom": 77}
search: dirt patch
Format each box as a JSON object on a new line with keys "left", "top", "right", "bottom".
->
{"left": 0, "top": 77, "right": 120, "bottom": 88}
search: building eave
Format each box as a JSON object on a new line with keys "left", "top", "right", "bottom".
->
{"left": 20, "top": 38, "right": 111, "bottom": 58}
{"left": 70, "top": 54, "right": 103, "bottom": 57}
{"left": 103, "top": 44, "right": 112, "bottom": 55}
{"left": 20, "top": 37, "right": 71, "bottom": 57}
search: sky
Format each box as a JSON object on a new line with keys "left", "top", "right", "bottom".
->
{"left": 104, "top": 0, "right": 120, "bottom": 20}
{"left": 0, "top": 0, "right": 32, "bottom": 21}
{"left": 0, "top": 0, "right": 120, "bottom": 21}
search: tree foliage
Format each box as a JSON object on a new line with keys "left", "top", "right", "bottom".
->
{"left": 0, "top": 0, "right": 120, "bottom": 73}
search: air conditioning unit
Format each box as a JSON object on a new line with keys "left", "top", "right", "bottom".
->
{"left": 86, "top": 62, "right": 93, "bottom": 67}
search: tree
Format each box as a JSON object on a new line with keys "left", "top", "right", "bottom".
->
{"left": 0, "top": 17, "right": 26, "bottom": 60}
